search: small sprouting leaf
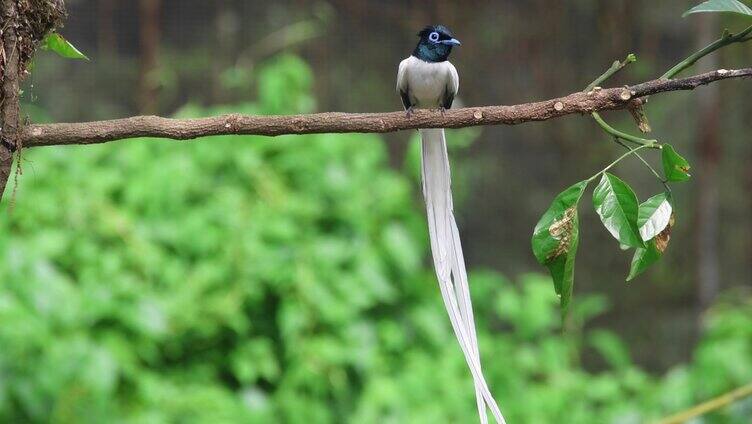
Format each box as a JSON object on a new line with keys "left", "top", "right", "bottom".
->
{"left": 637, "top": 193, "right": 673, "bottom": 242}
{"left": 683, "top": 0, "right": 752, "bottom": 18}
{"left": 532, "top": 180, "right": 588, "bottom": 317}
{"left": 627, "top": 214, "right": 675, "bottom": 281}
{"left": 41, "top": 33, "right": 89, "bottom": 60}
{"left": 593, "top": 173, "right": 644, "bottom": 249}
{"left": 662, "top": 144, "right": 691, "bottom": 182}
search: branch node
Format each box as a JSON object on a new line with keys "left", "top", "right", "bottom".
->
{"left": 628, "top": 99, "right": 652, "bottom": 133}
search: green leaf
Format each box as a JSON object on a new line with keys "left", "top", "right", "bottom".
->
{"left": 662, "top": 144, "right": 691, "bottom": 182}
{"left": 532, "top": 180, "right": 588, "bottom": 317}
{"left": 628, "top": 213, "right": 675, "bottom": 281}
{"left": 683, "top": 0, "right": 752, "bottom": 17}
{"left": 592, "top": 173, "right": 644, "bottom": 249}
{"left": 532, "top": 181, "right": 588, "bottom": 269}
{"left": 627, "top": 240, "right": 663, "bottom": 281}
{"left": 637, "top": 193, "right": 673, "bottom": 241}
{"left": 41, "top": 33, "right": 89, "bottom": 60}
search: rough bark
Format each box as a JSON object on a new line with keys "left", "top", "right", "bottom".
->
{"left": 0, "top": 0, "right": 66, "bottom": 201}
{"left": 19, "top": 67, "right": 752, "bottom": 148}
{"left": 1, "top": 0, "right": 21, "bottom": 197}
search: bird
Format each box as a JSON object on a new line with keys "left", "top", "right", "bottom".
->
{"left": 396, "top": 25, "right": 506, "bottom": 424}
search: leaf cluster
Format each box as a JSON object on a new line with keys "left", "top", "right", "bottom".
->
{"left": 532, "top": 0, "right": 752, "bottom": 317}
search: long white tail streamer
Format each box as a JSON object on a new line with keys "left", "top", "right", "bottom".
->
{"left": 420, "top": 128, "right": 506, "bottom": 424}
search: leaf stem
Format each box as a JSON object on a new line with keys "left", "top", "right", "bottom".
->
{"left": 662, "top": 24, "right": 752, "bottom": 79}
{"left": 592, "top": 112, "right": 657, "bottom": 146}
{"left": 585, "top": 53, "right": 637, "bottom": 91}
{"left": 584, "top": 55, "right": 657, "bottom": 156}
{"left": 586, "top": 144, "right": 652, "bottom": 183}
{"left": 613, "top": 137, "right": 671, "bottom": 193}
{"left": 586, "top": 23, "right": 752, "bottom": 191}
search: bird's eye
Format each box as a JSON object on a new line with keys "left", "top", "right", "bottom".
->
{"left": 428, "top": 31, "right": 440, "bottom": 42}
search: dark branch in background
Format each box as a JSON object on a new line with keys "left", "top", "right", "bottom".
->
{"left": 137, "top": 0, "right": 161, "bottom": 114}
{"left": 694, "top": 15, "right": 722, "bottom": 312}
{"left": 20, "top": 68, "right": 752, "bottom": 148}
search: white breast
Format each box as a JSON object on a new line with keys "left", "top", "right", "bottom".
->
{"left": 397, "top": 56, "right": 459, "bottom": 108}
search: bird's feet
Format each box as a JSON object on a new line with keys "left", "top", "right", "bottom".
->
{"left": 405, "top": 106, "right": 415, "bottom": 119}
{"left": 437, "top": 106, "right": 447, "bottom": 117}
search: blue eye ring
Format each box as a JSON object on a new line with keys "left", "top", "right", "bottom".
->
{"left": 428, "top": 31, "right": 440, "bottom": 42}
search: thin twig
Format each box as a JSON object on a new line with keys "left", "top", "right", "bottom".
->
{"left": 585, "top": 61, "right": 647, "bottom": 152}
{"left": 592, "top": 112, "right": 656, "bottom": 146}
{"left": 655, "top": 382, "right": 752, "bottom": 424}
{"left": 662, "top": 25, "right": 752, "bottom": 79}
{"left": 612, "top": 136, "right": 670, "bottom": 192}
{"left": 586, "top": 25, "right": 752, "bottom": 189}
{"left": 586, "top": 144, "right": 652, "bottom": 183}
{"left": 586, "top": 53, "right": 637, "bottom": 92}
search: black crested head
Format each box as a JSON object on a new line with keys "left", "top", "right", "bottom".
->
{"left": 413, "top": 24, "right": 461, "bottom": 63}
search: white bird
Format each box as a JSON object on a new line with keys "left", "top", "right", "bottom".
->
{"left": 396, "top": 25, "right": 506, "bottom": 424}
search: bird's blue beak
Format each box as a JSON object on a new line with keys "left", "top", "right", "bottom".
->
{"left": 441, "top": 38, "right": 461, "bottom": 46}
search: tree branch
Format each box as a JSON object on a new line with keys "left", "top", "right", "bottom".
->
{"left": 21, "top": 68, "right": 752, "bottom": 148}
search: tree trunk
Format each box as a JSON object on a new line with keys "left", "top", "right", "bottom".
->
{"left": 0, "top": 0, "right": 21, "bottom": 201}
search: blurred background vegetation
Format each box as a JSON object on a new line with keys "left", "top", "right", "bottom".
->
{"left": 1, "top": 0, "right": 751, "bottom": 422}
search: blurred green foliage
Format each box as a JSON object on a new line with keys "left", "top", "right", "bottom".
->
{"left": 1, "top": 55, "right": 750, "bottom": 423}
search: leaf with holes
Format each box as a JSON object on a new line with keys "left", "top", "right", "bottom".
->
{"left": 683, "top": 0, "right": 752, "bottom": 17}
{"left": 41, "top": 33, "right": 89, "bottom": 60}
{"left": 662, "top": 144, "right": 691, "bottom": 182}
{"left": 532, "top": 180, "right": 587, "bottom": 317}
{"left": 593, "top": 173, "right": 644, "bottom": 249}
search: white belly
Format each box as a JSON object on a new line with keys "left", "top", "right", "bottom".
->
{"left": 398, "top": 56, "right": 458, "bottom": 108}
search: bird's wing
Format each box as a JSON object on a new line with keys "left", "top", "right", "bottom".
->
{"left": 442, "top": 61, "right": 460, "bottom": 109}
{"left": 447, "top": 61, "right": 460, "bottom": 95}
{"left": 397, "top": 58, "right": 410, "bottom": 92}
{"left": 397, "top": 58, "right": 413, "bottom": 109}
